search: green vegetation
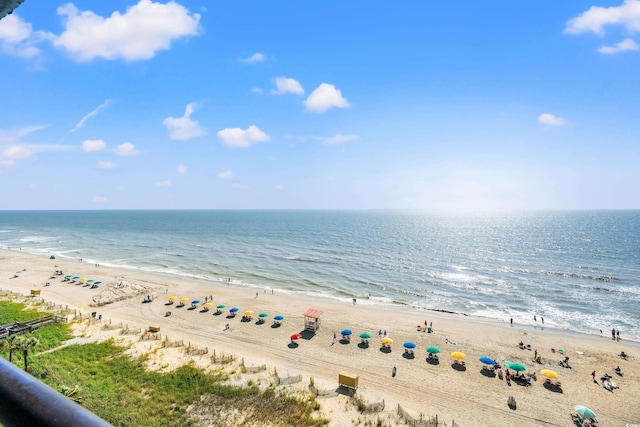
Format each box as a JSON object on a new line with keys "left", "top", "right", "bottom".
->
{"left": 1, "top": 301, "right": 328, "bottom": 426}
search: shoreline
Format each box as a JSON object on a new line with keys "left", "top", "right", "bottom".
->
{"left": 3, "top": 247, "right": 635, "bottom": 345}
{"left": 1, "top": 249, "right": 639, "bottom": 426}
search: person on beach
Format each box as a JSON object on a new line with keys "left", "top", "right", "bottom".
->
{"left": 592, "top": 371, "right": 596, "bottom": 381}
{"left": 510, "top": 318, "right": 513, "bottom": 325}
{"left": 541, "top": 316, "right": 544, "bottom": 324}
{"left": 616, "top": 329, "right": 620, "bottom": 341}
{"left": 534, "top": 315, "right": 537, "bottom": 322}
{"left": 611, "top": 328, "right": 616, "bottom": 340}
{"left": 353, "top": 298, "right": 356, "bottom": 305}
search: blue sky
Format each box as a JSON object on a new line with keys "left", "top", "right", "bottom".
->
{"left": 0, "top": 0, "right": 639, "bottom": 210}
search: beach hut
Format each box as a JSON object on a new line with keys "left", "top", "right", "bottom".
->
{"left": 303, "top": 308, "right": 323, "bottom": 332}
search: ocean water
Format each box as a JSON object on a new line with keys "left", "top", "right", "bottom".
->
{"left": 1, "top": 210, "right": 639, "bottom": 341}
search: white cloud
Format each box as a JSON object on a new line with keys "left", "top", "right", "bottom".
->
{"left": 239, "top": 52, "right": 266, "bottom": 63}
{"left": 537, "top": 113, "right": 567, "bottom": 126}
{"left": 271, "top": 77, "right": 304, "bottom": 95}
{"left": 97, "top": 161, "right": 117, "bottom": 169}
{"left": 23, "top": 143, "right": 76, "bottom": 152}
{"left": 115, "top": 142, "right": 137, "bottom": 156}
{"left": 156, "top": 180, "right": 171, "bottom": 187}
{"left": 598, "top": 38, "right": 640, "bottom": 54}
{"left": 0, "top": 14, "right": 48, "bottom": 59}
{"left": 92, "top": 195, "right": 107, "bottom": 203}
{"left": 0, "top": 159, "right": 14, "bottom": 167}
{"left": 71, "top": 99, "right": 112, "bottom": 133}
{"left": 82, "top": 139, "right": 106, "bottom": 152}
{"left": 217, "top": 125, "right": 270, "bottom": 148}
{"left": 325, "top": 134, "right": 358, "bottom": 145}
{"left": 52, "top": 1, "right": 201, "bottom": 62}
{"left": 565, "top": 0, "right": 640, "bottom": 35}
{"left": 0, "top": 125, "right": 47, "bottom": 144}
{"left": 304, "top": 83, "right": 350, "bottom": 113}
{"left": 251, "top": 87, "right": 264, "bottom": 94}
{"left": 176, "top": 163, "right": 186, "bottom": 174}
{"left": 163, "top": 103, "right": 206, "bottom": 141}
{"left": 2, "top": 145, "right": 32, "bottom": 159}
{"left": 231, "top": 183, "right": 249, "bottom": 190}
{"left": 218, "top": 170, "right": 233, "bottom": 180}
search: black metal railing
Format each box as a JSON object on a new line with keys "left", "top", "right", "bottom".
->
{"left": 0, "top": 357, "right": 112, "bottom": 426}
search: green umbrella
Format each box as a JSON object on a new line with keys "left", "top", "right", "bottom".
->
{"left": 65, "top": 275, "right": 73, "bottom": 279}
{"left": 508, "top": 362, "right": 527, "bottom": 372}
{"left": 359, "top": 332, "right": 371, "bottom": 339}
{"left": 259, "top": 312, "right": 268, "bottom": 318}
{"left": 426, "top": 346, "right": 440, "bottom": 354}
{"left": 574, "top": 405, "right": 596, "bottom": 419}
{"left": 87, "top": 280, "right": 94, "bottom": 283}
{"left": 216, "top": 304, "right": 226, "bottom": 309}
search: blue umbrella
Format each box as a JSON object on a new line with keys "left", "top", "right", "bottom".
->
{"left": 479, "top": 356, "right": 496, "bottom": 365}
{"left": 274, "top": 315, "right": 284, "bottom": 321}
{"left": 230, "top": 307, "right": 239, "bottom": 313}
{"left": 73, "top": 276, "right": 80, "bottom": 279}
{"left": 94, "top": 281, "right": 102, "bottom": 285}
{"left": 191, "top": 299, "right": 201, "bottom": 305}
{"left": 341, "top": 329, "right": 353, "bottom": 336}
{"left": 403, "top": 342, "right": 416, "bottom": 349}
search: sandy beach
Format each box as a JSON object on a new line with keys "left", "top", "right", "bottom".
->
{"left": 1, "top": 249, "right": 639, "bottom": 426}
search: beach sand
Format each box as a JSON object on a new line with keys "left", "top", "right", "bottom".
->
{"left": 1, "top": 249, "right": 639, "bottom": 426}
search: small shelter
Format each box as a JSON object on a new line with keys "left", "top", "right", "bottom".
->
{"left": 303, "top": 308, "right": 323, "bottom": 332}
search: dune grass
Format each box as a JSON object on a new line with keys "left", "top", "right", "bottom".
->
{"left": 2, "top": 302, "right": 327, "bottom": 426}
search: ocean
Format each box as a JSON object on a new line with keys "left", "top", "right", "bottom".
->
{"left": 1, "top": 210, "right": 639, "bottom": 341}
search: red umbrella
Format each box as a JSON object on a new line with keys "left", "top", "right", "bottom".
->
{"left": 290, "top": 333, "right": 303, "bottom": 341}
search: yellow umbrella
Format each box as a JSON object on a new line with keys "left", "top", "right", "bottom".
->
{"left": 540, "top": 369, "right": 559, "bottom": 379}
{"left": 203, "top": 302, "right": 213, "bottom": 307}
{"left": 451, "top": 351, "right": 466, "bottom": 360}
{"left": 168, "top": 296, "right": 178, "bottom": 301}
{"left": 244, "top": 310, "right": 254, "bottom": 315}
{"left": 381, "top": 337, "right": 393, "bottom": 345}
{"left": 79, "top": 277, "right": 87, "bottom": 282}
{"left": 179, "top": 297, "right": 188, "bottom": 303}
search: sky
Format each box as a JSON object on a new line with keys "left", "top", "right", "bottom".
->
{"left": 0, "top": 0, "right": 639, "bottom": 210}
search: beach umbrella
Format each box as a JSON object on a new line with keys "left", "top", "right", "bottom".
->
{"left": 87, "top": 280, "right": 94, "bottom": 283}
{"left": 79, "top": 277, "right": 87, "bottom": 282}
{"left": 191, "top": 299, "right": 201, "bottom": 305}
{"left": 381, "top": 337, "right": 393, "bottom": 345}
{"left": 259, "top": 312, "right": 268, "bottom": 318}
{"left": 290, "top": 333, "right": 302, "bottom": 341}
{"left": 230, "top": 307, "right": 239, "bottom": 313}
{"left": 244, "top": 310, "right": 254, "bottom": 316}
{"left": 403, "top": 342, "right": 416, "bottom": 349}
{"left": 426, "top": 346, "right": 440, "bottom": 354}
{"left": 540, "top": 369, "right": 559, "bottom": 379}
{"left": 359, "top": 332, "right": 372, "bottom": 339}
{"left": 574, "top": 405, "right": 596, "bottom": 419}
{"left": 72, "top": 276, "right": 80, "bottom": 279}
{"left": 451, "top": 352, "right": 466, "bottom": 360}
{"left": 341, "top": 329, "right": 353, "bottom": 336}
{"left": 65, "top": 275, "right": 73, "bottom": 279}
{"left": 179, "top": 298, "right": 189, "bottom": 303}
{"left": 216, "top": 304, "right": 226, "bottom": 309}
{"left": 93, "top": 281, "right": 102, "bottom": 285}
{"left": 274, "top": 315, "right": 284, "bottom": 321}
{"left": 203, "top": 302, "right": 213, "bottom": 307}
{"left": 479, "top": 357, "right": 496, "bottom": 365}
{"left": 168, "top": 296, "right": 178, "bottom": 301}
{"left": 508, "top": 362, "right": 526, "bottom": 372}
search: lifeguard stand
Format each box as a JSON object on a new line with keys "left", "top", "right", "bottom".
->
{"left": 303, "top": 309, "right": 323, "bottom": 332}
